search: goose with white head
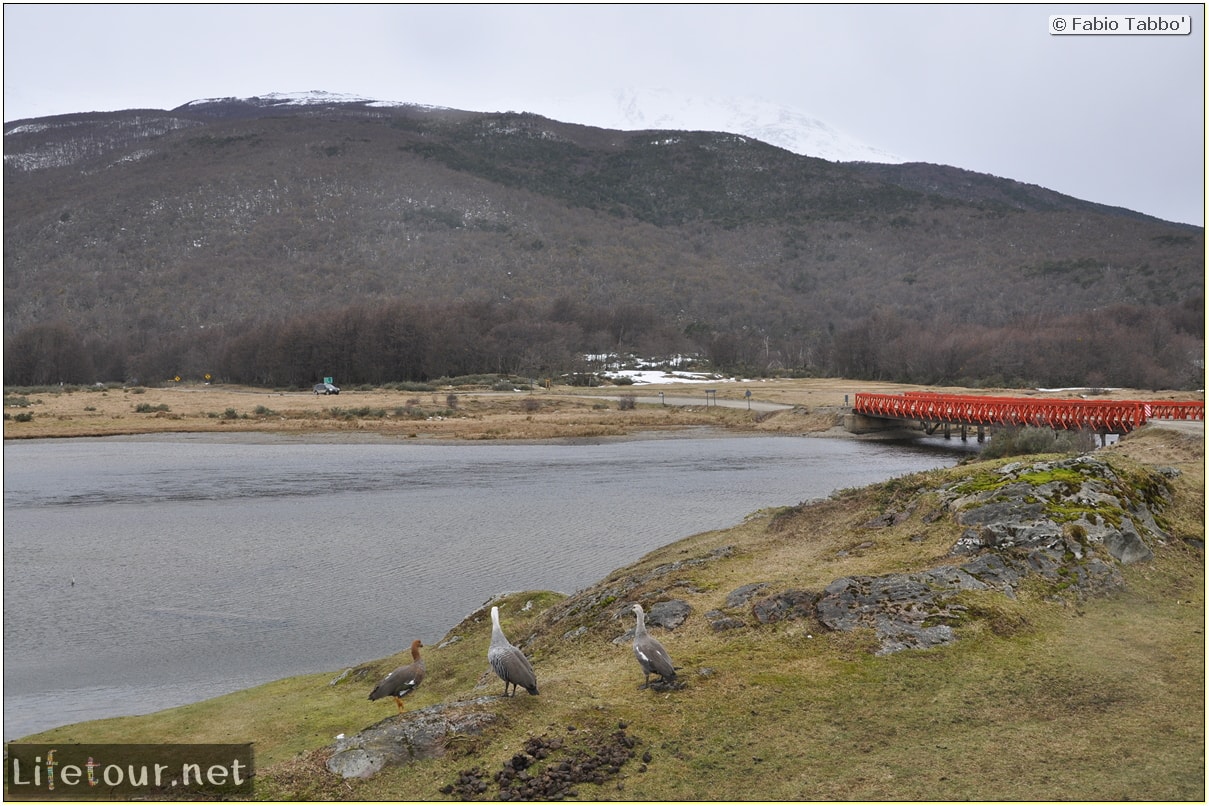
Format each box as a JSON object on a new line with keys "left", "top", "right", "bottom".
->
{"left": 488, "top": 606, "right": 539, "bottom": 696}
{"left": 631, "top": 603, "right": 677, "bottom": 688}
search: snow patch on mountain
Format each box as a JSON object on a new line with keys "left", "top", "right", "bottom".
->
{"left": 181, "top": 90, "right": 449, "bottom": 112}
{"left": 529, "top": 88, "right": 906, "bottom": 164}
{"left": 180, "top": 90, "right": 368, "bottom": 107}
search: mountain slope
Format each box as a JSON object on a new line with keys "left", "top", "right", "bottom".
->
{"left": 2, "top": 96, "right": 1203, "bottom": 387}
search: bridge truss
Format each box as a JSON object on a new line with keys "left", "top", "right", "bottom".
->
{"left": 853, "top": 392, "right": 1204, "bottom": 434}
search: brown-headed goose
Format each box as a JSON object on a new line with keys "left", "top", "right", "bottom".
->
{"left": 368, "top": 639, "right": 425, "bottom": 712}
{"left": 489, "top": 606, "right": 539, "bottom": 696}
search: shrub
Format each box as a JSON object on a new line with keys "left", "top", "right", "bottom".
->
{"left": 134, "top": 403, "right": 170, "bottom": 413}
{"left": 328, "top": 407, "right": 387, "bottom": 419}
{"left": 392, "top": 406, "right": 428, "bottom": 419}
{"left": 618, "top": 394, "right": 637, "bottom": 411}
{"left": 446, "top": 394, "right": 459, "bottom": 410}
{"left": 981, "top": 426, "right": 1097, "bottom": 458}
{"left": 521, "top": 397, "right": 542, "bottom": 413}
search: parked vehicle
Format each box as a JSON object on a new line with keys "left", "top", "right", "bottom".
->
{"left": 313, "top": 382, "right": 340, "bottom": 395}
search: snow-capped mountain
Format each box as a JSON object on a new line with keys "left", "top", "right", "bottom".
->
{"left": 527, "top": 88, "right": 906, "bottom": 164}
{"left": 180, "top": 90, "right": 444, "bottom": 111}
{"left": 179, "top": 89, "right": 905, "bottom": 164}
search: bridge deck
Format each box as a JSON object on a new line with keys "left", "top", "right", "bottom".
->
{"left": 853, "top": 392, "right": 1204, "bottom": 433}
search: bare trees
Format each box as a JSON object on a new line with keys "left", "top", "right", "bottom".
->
{"left": 4, "top": 291, "right": 1200, "bottom": 391}
{"left": 3, "top": 322, "right": 93, "bottom": 385}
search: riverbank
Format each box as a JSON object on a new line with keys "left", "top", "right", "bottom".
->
{"left": 15, "top": 425, "right": 1203, "bottom": 801}
{"left": 5, "top": 430, "right": 968, "bottom": 743}
{"left": 4, "top": 378, "right": 1201, "bottom": 441}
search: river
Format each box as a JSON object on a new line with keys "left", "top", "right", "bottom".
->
{"left": 3, "top": 430, "right": 971, "bottom": 740}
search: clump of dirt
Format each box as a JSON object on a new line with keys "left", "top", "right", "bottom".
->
{"left": 441, "top": 723, "right": 641, "bottom": 801}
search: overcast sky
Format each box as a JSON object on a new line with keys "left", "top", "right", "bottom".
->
{"left": 3, "top": 4, "right": 1204, "bottom": 225}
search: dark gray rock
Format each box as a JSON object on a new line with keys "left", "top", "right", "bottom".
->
{"left": 815, "top": 572, "right": 970, "bottom": 654}
{"left": 917, "top": 565, "right": 989, "bottom": 592}
{"left": 1102, "top": 518, "right": 1155, "bottom": 563}
{"left": 751, "top": 589, "right": 819, "bottom": 624}
{"left": 815, "top": 578, "right": 867, "bottom": 633}
{"left": 957, "top": 500, "right": 1048, "bottom": 530}
{"left": 874, "top": 616, "right": 955, "bottom": 655}
{"left": 611, "top": 599, "right": 692, "bottom": 644}
{"left": 959, "top": 552, "right": 1025, "bottom": 595}
{"left": 724, "top": 582, "right": 769, "bottom": 608}
{"left": 326, "top": 699, "right": 498, "bottom": 779}
{"left": 705, "top": 609, "right": 747, "bottom": 631}
{"left": 647, "top": 599, "right": 692, "bottom": 629}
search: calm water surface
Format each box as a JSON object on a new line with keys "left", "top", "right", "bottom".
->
{"left": 4, "top": 431, "right": 967, "bottom": 739}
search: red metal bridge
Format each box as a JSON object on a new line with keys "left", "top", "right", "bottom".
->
{"left": 853, "top": 392, "right": 1204, "bottom": 434}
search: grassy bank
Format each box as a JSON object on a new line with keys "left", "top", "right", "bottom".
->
{"left": 0, "top": 381, "right": 831, "bottom": 441}
{"left": 17, "top": 426, "right": 1204, "bottom": 801}
{"left": 4, "top": 379, "right": 1202, "bottom": 441}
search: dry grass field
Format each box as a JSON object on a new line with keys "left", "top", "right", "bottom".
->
{"left": 4, "top": 379, "right": 1201, "bottom": 442}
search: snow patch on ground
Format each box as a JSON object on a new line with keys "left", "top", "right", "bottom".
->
{"left": 604, "top": 369, "right": 729, "bottom": 385}
{"left": 588, "top": 355, "right": 746, "bottom": 385}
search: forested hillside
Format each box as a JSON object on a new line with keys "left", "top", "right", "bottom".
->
{"left": 3, "top": 98, "right": 1203, "bottom": 388}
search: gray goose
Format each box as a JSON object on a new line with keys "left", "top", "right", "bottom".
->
{"left": 631, "top": 603, "right": 677, "bottom": 688}
{"left": 488, "top": 606, "right": 539, "bottom": 696}
{"left": 368, "top": 639, "right": 425, "bottom": 712}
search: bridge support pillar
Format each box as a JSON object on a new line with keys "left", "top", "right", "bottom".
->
{"left": 844, "top": 413, "right": 907, "bottom": 434}
{"left": 977, "top": 425, "right": 985, "bottom": 443}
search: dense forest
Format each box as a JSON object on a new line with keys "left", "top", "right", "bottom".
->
{"left": 3, "top": 98, "right": 1203, "bottom": 389}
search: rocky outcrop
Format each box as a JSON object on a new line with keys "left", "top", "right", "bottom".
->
{"left": 722, "top": 455, "right": 1177, "bottom": 655}
{"left": 326, "top": 699, "right": 499, "bottom": 779}
{"left": 942, "top": 456, "right": 1169, "bottom": 566}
